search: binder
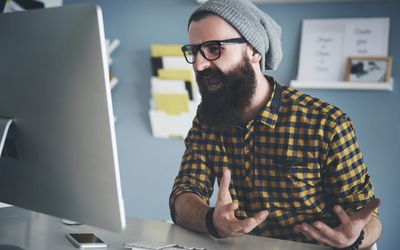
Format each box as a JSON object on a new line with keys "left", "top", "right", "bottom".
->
{"left": 151, "top": 77, "right": 194, "bottom": 101}
{"left": 153, "top": 92, "right": 190, "bottom": 115}
{"left": 151, "top": 44, "right": 182, "bottom": 57}
{"left": 157, "top": 68, "right": 194, "bottom": 82}
{"left": 151, "top": 56, "right": 191, "bottom": 76}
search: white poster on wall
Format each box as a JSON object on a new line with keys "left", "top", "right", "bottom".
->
{"left": 343, "top": 19, "right": 389, "bottom": 57}
{"left": 298, "top": 31, "right": 344, "bottom": 81}
{"left": 297, "top": 18, "right": 389, "bottom": 82}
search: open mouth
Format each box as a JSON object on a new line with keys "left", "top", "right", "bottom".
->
{"left": 204, "top": 76, "right": 222, "bottom": 91}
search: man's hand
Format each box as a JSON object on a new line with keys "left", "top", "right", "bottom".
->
{"left": 212, "top": 169, "right": 269, "bottom": 237}
{"left": 294, "top": 198, "right": 381, "bottom": 248}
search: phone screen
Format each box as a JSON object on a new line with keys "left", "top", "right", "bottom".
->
{"left": 66, "top": 233, "right": 108, "bottom": 248}
{"left": 69, "top": 233, "right": 104, "bottom": 243}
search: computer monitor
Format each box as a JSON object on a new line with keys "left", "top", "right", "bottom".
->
{"left": 0, "top": 4, "right": 126, "bottom": 232}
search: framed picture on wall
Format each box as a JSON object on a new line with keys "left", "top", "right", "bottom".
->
{"left": 345, "top": 56, "right": 392, "bottom": 83}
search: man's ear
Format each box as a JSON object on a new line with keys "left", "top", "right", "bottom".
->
{"left": 248, "top": 47, "right": 262, "bottom": 64}
{"left": 252, "top": 51, "right": 262, "bottom": 64}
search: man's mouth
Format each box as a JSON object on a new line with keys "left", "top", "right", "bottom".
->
{"left": 204, "top": 76, "right": 222, "bottom": 91}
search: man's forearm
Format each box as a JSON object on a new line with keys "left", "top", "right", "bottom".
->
{"left": 173, "top": 193, "right": 209, "bottom": 233}
{"left": 360, "top": 216, "right": 382, "bottom": 249}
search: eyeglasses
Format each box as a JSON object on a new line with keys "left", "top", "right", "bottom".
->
{"left": 181, "top": 37, "right": 246, "bottom": 64}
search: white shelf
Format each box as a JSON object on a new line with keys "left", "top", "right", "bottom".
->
{"left": 105, "top": 39, "right": 120, "bottom": 56}
{"left": 110, "top": 77, "right": 119, "bottom": 90}
{"left": 290, "top": 78, "right": 393, "bottom": 91}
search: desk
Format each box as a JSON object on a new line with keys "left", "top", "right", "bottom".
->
{"left": 0, "top": 207, "right": 329, "bottom": 250}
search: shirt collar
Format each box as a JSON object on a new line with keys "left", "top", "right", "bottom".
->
{"left": 256, "top": 76, "right": 282, "bottom": 129}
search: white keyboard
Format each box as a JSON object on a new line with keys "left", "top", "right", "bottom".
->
{"left": 123, "top": 241, "right": 206, "bottom": 250}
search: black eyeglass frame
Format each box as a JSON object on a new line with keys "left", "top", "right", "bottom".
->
{"left": 181, "top": 37, "right": 246, "bottom": 64}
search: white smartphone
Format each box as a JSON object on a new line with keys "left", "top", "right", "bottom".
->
{"left": 66, "top": 233, "right": 108, "bottom": 249}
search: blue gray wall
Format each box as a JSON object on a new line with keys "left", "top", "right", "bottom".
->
{"left": 65, "top": 0, "right": 399, "bottom": 248}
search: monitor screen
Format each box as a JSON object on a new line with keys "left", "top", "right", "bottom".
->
{"left": 0, "top": 4, "right": 125, "bottom": 232}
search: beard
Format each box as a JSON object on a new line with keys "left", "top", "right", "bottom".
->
{"left": 195, "top": 54, "right": 257, "bottom": 129}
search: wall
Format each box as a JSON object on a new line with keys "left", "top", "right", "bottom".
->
{"left": 64, "top": 0, "right": 399, "bottom": 248}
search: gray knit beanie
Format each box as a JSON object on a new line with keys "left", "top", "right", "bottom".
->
{"left": 189, "top": 0, "right": 282, "bottom": 71}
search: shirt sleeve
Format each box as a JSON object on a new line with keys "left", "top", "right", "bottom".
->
{"left": 323, "top": 114, "right": 378, "bottom": 217}
{"left": 169, "top": 116, "right": 216, "bottom": 223}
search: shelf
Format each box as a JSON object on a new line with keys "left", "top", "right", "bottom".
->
{"left": 290, "top": 78, "right": 393, "bottom": 91}
{"left": 110, "top": 77, "right": 119, "bottom": 90}
{"left": 105, "top": 39, "right": 120, "bottom": 56}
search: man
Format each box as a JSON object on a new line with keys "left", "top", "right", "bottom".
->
{"left": 169, "top": 0, "right": 382, "bottom": 249}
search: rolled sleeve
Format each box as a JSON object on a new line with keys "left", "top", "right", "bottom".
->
{"left": 169, "top": 118, "right": 216, "bottom": 223}
{"left": 324, "top": 115, "right": 378, "bottom": 216}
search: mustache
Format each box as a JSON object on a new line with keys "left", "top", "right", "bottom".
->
{"left": 195, "top": 68, "right": 223, "bottom": 80}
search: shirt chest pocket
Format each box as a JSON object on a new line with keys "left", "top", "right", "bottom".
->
{"left": 269, "top": 158, "right": 321, "bottom": 189}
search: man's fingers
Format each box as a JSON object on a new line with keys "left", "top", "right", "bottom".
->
{"left": 230, "top": 210, "right": 269, "bottom": 234}
{"left": 217, "top": 169, "right": 233, "bottom": 204}
{"left": 243, "top": 218, "right": 260, "bottom": 234}
{"left": 296, "top": 223, "right": 335, "bottom": 246}
{"left": 253, "top": 210, "right": 269, "bottom": 224}
{"left": 312, "top": 221, "right": 337, "bottom": 239}
{"left": 229, "top": 218, "right": 257, "bottom": 234}
{"left": 334, "top": 205, "right": 352, "bottom": 226}
{"left": 294, "top": 225, "right": 313, "bottom": 241}
{"left": 354, "top": 198, "right": 380, "bottom": 222}
{"left": 219, "top": 169, "right": 231, "bottom": 192}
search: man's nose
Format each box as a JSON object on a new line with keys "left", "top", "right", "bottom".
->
{"left": 193, "top": 52, "right": 211, "bottom": 72}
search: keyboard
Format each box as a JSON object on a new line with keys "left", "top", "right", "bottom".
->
{"left": 123, "top": 241, "right": 206, "bottom": 250}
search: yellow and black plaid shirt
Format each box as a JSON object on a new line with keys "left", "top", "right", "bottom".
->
{"left": 170, "top": 78, "right": 376, "bottom": 243}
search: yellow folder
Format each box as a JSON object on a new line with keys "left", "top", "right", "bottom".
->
{"left": 157, "top": 68, "right": 193, "bottom": 82}
{"left": 151, "top": 44, "right": 183, "bottom": 57}
{"left": 154, "top": 92, "right": 190, "bottom": 115}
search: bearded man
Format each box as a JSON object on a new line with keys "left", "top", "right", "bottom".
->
{"left": 169, "top": 1, "right": 381, "bottom": 249}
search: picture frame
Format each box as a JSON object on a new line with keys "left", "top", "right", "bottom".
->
{"left": 345, "top": 56, "right": 392, "bottom": 83}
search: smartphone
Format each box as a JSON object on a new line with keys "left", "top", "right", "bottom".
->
{"left": 66, "top": 233, "right": 108, "bottom": 249}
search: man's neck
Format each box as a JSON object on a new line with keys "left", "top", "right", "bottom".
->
{"left": 242, "top": 74, "right": 272, "bottom": 124}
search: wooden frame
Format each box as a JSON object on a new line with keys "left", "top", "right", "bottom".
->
{"left": 345, "top": 56, "right": 392, "bottom": 83}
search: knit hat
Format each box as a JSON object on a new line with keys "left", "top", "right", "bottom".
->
{"left": 189, "top": 0, "right": 282, "bottom": 71}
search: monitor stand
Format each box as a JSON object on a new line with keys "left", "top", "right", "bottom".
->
{"left": 0, "top": 117, "right": 13, "bottom": 158}
{"left": 0, "top": 245, "right": 25, "bottom": 250}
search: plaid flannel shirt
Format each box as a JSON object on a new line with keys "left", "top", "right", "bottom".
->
{"left": 169, "top": 77, "right": 377, "bottom": 243}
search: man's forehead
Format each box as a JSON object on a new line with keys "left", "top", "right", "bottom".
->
{"left": 188, "top": 14, "right": 241, "bottom": 44}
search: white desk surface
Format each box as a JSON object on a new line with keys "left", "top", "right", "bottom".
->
{"left": 0, "top": 206, "right": 330, "bottom": 250}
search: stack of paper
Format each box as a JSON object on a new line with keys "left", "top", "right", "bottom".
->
{"left": 149, "top": 44, "right": 200, "bottom": 139}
